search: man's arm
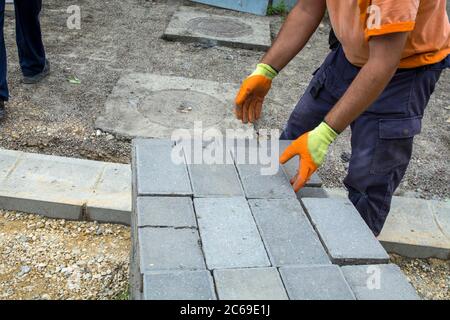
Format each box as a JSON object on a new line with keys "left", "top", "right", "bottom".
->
{"left": 261, "top": 0, "right": 327, "bottom": 71}
{"left": 281, "top": 31, "right": 409, "bottom": 192}
{"left": 325, "top": 32, "right": 409, "bottom": 132}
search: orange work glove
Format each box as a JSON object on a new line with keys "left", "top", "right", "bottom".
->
{"left": 280, "top": 122, "right": 339, "bottom": 192}
{"left": 234, "top": 63, "right": 278, "bottom": 123}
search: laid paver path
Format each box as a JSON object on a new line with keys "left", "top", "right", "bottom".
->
{"left": 130, "top": 139, "right": 419, "bottom": 300}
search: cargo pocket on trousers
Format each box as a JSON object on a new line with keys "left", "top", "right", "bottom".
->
{"left": 370, "top": 117, "right": 422, "bottom": 175}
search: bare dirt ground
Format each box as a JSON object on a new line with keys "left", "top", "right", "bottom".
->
{"left": 0, "top": 0, "right": 448, "bottom": 200}
{"left": 0, "top": 210, "right": 130, "bottom": 300}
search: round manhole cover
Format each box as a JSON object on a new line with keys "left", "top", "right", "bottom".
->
{"left": 187, "top": 16, "right": 253, "bottom": 38}
{"left": 137, "top": 89, "right": 227, "bottom": 129}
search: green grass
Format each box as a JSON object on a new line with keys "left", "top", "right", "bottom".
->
{"left": 267, "top": 1, "right": 288, "bottom": 16}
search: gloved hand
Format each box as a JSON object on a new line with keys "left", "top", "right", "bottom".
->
{"left": 234, "top": 63, "right": 278, "bottom": 123}
{"left": 280, "top": 122, "right": 339, "bottom": 192}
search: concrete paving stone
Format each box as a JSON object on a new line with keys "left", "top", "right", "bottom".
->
{"left": 86, "top": 163, "right": 131, "bottom": 225}
{"left": 233, "top": 146, "right": 296, "bottom": 199}
{"left": 279, "top": 265, "right": 355, "bottom": 300}
{"left": 302, "top": 198, "right": 389, "bottom": 265}
{"left": 249, "top": 199, "right": 330, "bottom": 266}
{"left": 379, "top": 197, "right": 450, "bottom": 259}
{"left": 143, "top": 270, "right": 216, "bottom": 300}
{"left": 0, "top": 151, "right": 105, "bottom": 220}
{"left": 0, "top": 196, "right": 82, "bottom": 220}
{"left": 341, "top": 264, "right": 420, "bottom": 300}
{"left": 213, "top": 267, "right": 288, "bottom": 300}
{"left": 163, "top": 6, "right": 271, "bottom": 50}
{"left": 194, "top": 197, "right": 270, "bottom": 269}
{"left": 0, "top": 149, "right": 22, "bottom": 180}
{"left": 189, "top": 163, "right": 245, "bottom": 198}
{"left": 185, "top": 141, "right": 244, "bottom": 197}
{"left": 137, "top": 196, "right": 197, "bottom": 228}
{"left": 271, "top": 139, "right": 323, "bottom": 187}
{"left": 134, "top": 139, "right": 192, "bottom": 196}
{"left": 297, "top": 187, "right": 328, "bottom": 199}
{"left": 96, "top": 73, "right": 253, "bottom": 138}
{"left": 139, "top": 228, "right": 205, "bottom": 272}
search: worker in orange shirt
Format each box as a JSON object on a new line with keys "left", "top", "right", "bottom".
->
{"left": 235, "top": 0, "right": 450, "bottom": 235}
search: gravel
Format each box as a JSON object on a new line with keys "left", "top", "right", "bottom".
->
{"left": 390, "top": 254, "right": 450, "bottom": 300}
{"left": 0, "top": 210, "right": 130, "bottom": 300}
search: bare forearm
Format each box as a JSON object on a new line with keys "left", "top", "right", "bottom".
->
{"left": 325, "top": 33, "right": 408, "bottom": 133}
{"left": 324, "top": 60, "right": 397, "bottom": 132}
{"left": 261, "top": 0, "right": 326, "bottom": 71}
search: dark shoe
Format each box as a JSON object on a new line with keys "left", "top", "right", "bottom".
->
{"left": 0, "top": 100, "right": 5, "bottom": 121}
{"left": 22, "top": 59, "right": 50, "bottom": 84}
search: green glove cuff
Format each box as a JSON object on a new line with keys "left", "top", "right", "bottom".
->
{"left": 308, "top": 122, "right": 339, "bottom": 166}
{"left": 251, "top": 63, "right": 278, "bottom": 80}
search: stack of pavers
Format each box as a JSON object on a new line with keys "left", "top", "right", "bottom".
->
{"left": 130, "top": 139, "right": 419, "bottom": 300}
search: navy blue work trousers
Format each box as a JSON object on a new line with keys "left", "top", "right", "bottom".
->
{"left": 281, "top": 46, "right": 449, "bottom": 236}
{"left": 0, "top": 0, "right": 46, "bottom": 101}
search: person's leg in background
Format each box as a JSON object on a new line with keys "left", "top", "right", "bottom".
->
{"left": 0, "top": 0, "right": 7, "bottom": 119}
{"left": 344, "top": 63, "right": 445, "bottom": 236}
{"left": 14, "top": 0, "right": 48, "bottom": 83}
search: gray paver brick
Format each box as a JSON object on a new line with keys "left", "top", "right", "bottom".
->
{"left": 279, "top": 265, "right": 355, "bottom": 300}
{"left": 134, "top": 139, "right": 192, "bottom": 196}
{"left": 213, "top": 267, "right": 288, "bottom": 300}
{"left": 163, "top": 6, "right": 271, "bottom": 51}
{"left": 297, "top": 187, "right": 328, "bottom": 199}
{"left": 139, "top": 228, "right": 205, "bottom": 272}
{"left": 144, "top": 270, "right": 216, "bottom": 300}
{"left": 302, "top": 198, "right": 389, "bottom": 265}
{"left": 341, "top": 264, "right": 420, "bottom": 300}
{"left": 188, "top": 164, "right": 244, "bottom": 198}
{"left": 137, "top": 196, "right": 197, "bottom": 228}
{"left": 249, "top": 199, "right": 330, "bottom": 266}
{"left": 194, "top": 197, "right": 270, "bottom": 269}
{"left": 233, "top": 146, "right": 296, "bottom": 199}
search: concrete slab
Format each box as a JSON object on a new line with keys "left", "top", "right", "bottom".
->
{"left": 96, "top": 73, "right": 252, "bottom": 138}
{"left": 341, "top": 264, "right": 420, "bottom": 300}
{"left": 233, "top": 146, "right": 296, "bottom": 199}
{"left": 249, "top": 199, "right": 330, "bottom": 266}
{"left": 137, "top": 196, "right": 197, "bottom": 228}
{"left": 279, "top": 265, "right": 355, "bottom": 300}
{"left": 0, "top": 149, "right": 22, "bottom": 180}
{"left": 86, "top": 163, "right": 131, "bottom": 225}
{"left": 0, "top": 149, "right": 132, "bottom": 224}
{"left": 191, "top": 1, "right": 270, "bottom": 16}
{"left": 0, "top": 151, "right": 104, "bottom": 220}
{"left": 163, "top": 7, "right": 271, "bottom": 50}
{"left": 379, "top": 197, "right": 450, "bottom": 259}
{"left": 302, "top": 198, "right": 389, "bottom": 265}
{"left": 143, "top": 270, "right": 216, "bottom": 300}
{"left": 213, "top": 267, "right": 288, "bottom": 300}
{"left": 194, "top": 197, "right": 270, "bottom": 269}
{"left": 139, "top": 228, "right": 206, "bottom": 272}
{"left": 134, "top": 139, "right": 192, "bottom": 196}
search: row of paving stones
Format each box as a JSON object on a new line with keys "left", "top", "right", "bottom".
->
{"left": 130, "top": 139, "right": 419, "bottom": 300}
{"left": 0, "top": 148, "right": 131, "bottom": 225}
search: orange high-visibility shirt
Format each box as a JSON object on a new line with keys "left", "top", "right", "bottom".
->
{"left": 327, "top": 0, "right": 450, "bottom": 68}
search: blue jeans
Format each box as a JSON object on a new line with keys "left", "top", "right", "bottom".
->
{"left": 0, "top": 0, "right": 46, "bottom": 101}
{"left": 281, "top": 46, "right": 449, "bottom": 236}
